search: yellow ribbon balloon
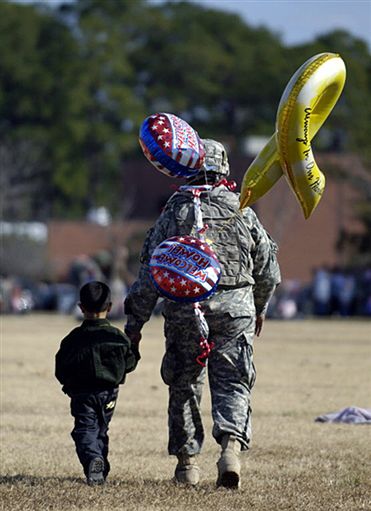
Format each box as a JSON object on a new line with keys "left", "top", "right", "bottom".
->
{"left": 240, "top": 53, "right": 346, "bottom": 219}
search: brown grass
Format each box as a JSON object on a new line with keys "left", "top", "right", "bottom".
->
{"left": 1, "top": 314, "right": 371, "bottom": 510}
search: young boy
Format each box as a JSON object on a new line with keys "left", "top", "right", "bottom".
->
{"left": 55, "top": 281, "right": 139, "bottom": 486}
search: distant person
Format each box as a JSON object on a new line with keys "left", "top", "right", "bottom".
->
{"left": 331, "top": 267, "right": 356, "bottom": 316}
{"left": 311, "top": 266, "right": 331, "bottom": 316}
{"left": 55, "top": 281, "right": 139, "bottom": 485}
{"left": 68, "top": 254, "right": 104, "bottom": 289}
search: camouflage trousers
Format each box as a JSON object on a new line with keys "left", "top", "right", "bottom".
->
{"left": 161, "top": 310, "right": 256, "bottom": 455}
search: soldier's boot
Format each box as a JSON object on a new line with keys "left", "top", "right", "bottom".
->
{"left": 174, "top": 454, "right": 200, "bottom": 486}
{"left": 216, "top": 435, "right": 241, "bottom": 489}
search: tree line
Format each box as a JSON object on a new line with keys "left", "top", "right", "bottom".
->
{"left": 1, "top": 0, "right": 370, "bottom": 226}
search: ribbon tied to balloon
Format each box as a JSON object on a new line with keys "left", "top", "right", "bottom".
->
{"left": 240, "top": 52, "right": 347, "bottom": 219}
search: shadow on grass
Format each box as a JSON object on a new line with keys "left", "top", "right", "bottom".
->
{"left": 0, "top": 474, "right": 226, "bottom": 494}
{"left": 0, "top": 474, "right": 83, "bottom": 485}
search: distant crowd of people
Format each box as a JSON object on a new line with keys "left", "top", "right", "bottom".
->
{"left": 0, "top": 248, "right": 134, "bottom": 318}
{"left": 1, "top": 261, "right": 371, "bottom": 319}
{"left": 267, "top": 265, "right": 371, "bottom": 319}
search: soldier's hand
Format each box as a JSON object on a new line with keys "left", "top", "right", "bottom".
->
{"left": 255, "top": 314, "right": 265, "bottom": 337}
{"left": 125, "top": 327, "right": 142, "bottom": 359}
{"left": 125, "top": 328, "right": 142, "bottom": 345}
{"left": 125, "top": 330, "right": 142, "bottom": 344}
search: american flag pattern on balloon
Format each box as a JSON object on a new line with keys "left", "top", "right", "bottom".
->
{"left": 139, "top": 113, "right": 205, "bottom": 178}
{"left": 149, "top": 236, "right": 221, "bottom": 303}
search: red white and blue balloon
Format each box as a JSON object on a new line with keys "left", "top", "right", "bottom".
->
{"left": 149, "top": 236, "right": 221, "bottom": 303}
{"left": 139, "top": 113, "right": 205, "bottom": 178}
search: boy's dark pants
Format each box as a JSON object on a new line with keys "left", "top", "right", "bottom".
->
{"left": 70, "top": 388, "right": 119, "bottom": 477}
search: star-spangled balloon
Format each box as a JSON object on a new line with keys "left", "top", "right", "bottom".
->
{"left": 139, "top": 113, "right": 205, "bottom": 178}
{"left": 149, "top": 236, "right": 221, "bottom": 303}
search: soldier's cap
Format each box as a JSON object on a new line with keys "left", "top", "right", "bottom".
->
{"left": 200, "top": 139, "right": 230, "bottom": 177}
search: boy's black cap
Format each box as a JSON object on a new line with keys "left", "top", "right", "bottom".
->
{"left": 79, "top": 281, "right": 111, "bottom": 312}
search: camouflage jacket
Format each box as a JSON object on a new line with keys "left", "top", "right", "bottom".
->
{"left": 125, "top": 185, "right": 281, "bottom": 331}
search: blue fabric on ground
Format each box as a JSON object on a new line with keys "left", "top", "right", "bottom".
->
{"left": 315, "top": 406, "right": 371, "bottom": 424}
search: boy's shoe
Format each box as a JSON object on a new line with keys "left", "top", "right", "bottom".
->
{"left": 216, "top": 435, "right": 241, "bottom": 489}
{"left": 87, "top": 457, "right": 105, "bottom": 486}
{"left": 174, "top": 454, "right": 200, "bottom": 486}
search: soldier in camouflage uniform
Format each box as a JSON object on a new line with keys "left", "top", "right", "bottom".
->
{"left": 124, "top": 139, "right": 281, "bottom": 488}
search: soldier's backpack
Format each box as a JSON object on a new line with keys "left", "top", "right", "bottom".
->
{"left": 173, "top": 188, "right": 255, "bottom": 288}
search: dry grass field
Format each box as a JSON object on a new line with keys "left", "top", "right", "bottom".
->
{"left": 1, "top": 313, "right": 370, "bottom": 511}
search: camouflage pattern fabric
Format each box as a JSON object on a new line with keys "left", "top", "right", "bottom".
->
{"left": 162, "top": 310, "right": 256, "bottom": 453}
{"left": 124, "top": 184, "right": 281, "bottom": 455}
{"left": 200, "top": 139, "right": 230, "bottom": 176}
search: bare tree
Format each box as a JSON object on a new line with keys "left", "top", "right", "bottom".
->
{"left": 0, "top": 139, "right": 47, "bottom": 221}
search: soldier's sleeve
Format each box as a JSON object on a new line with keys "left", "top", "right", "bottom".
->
{"left": 124, "top": 199, "right": 178, "bottom": 331}
{"left": 244, "top": 208, "right": 281, "bottom": 315}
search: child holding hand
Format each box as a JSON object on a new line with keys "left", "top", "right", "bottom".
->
{"left": 55, "top": 281, "right": 139, "bottom": 485}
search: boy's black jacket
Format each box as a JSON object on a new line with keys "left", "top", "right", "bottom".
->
{"left": 55, "top": 319, "right": 138, "bottom": 396}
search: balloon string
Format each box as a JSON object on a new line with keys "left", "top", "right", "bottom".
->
{"left": 196, "top": 337, "right": 215, "bottom": 367}
{"left": 194, "top": 302, "right": 214, "bottom": 366}
{"left": 179, "top": 178, "right": 240, "bottom": 244}
{"left": 181, "top": 179, "right": 238, "bottom": 366}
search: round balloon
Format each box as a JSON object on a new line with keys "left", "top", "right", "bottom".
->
{"left": 139, "top": 113, "right": 205, "bottom": 178}
{"left": 149, "top": 236, "right": 221, "bottom": 303}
